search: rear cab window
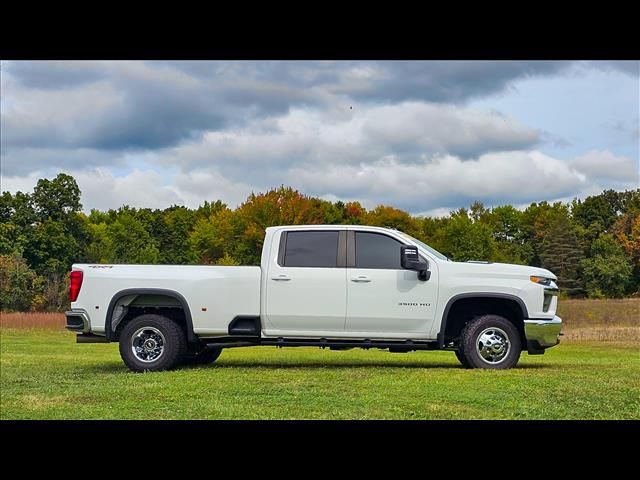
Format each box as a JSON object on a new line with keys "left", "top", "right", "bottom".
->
{"left": 281, "top": 231, "right": 339, "bottom": 268}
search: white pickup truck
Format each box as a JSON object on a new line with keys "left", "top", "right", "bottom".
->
{"left": 66, "top": 225, "right": 562, "bottom": 371}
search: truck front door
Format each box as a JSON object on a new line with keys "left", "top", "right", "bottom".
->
{"left": 345, "top": 231, "right": 438, "bottom": 337}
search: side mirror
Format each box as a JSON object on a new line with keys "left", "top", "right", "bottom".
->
{"left": 401, "top": 245, "right": 430, "bottom": 281}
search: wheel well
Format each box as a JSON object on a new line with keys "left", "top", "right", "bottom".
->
{"left": 113, "top": 305, "right": 188, "bottom": 341}
{"left": 106, "top": 289, "right": 196, "bottom": 343}
{"left": 442, "top": 296, "right": 526, "bottom": 347}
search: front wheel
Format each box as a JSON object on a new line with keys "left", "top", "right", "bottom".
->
{"left": 458, "top": 314, "right": 522, "bottom": 369}
{"left": 119, "top": 314, "right": 187, "bottom": 372}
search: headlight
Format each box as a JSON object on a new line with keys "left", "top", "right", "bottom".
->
{"left": 530, "top": 276, "right": 553, "bottom": 286}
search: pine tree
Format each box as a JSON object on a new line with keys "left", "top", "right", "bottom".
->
{"left": 539, "top": 216, "right": 585, "bottom": 296}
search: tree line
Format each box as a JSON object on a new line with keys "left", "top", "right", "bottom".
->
{"left": 1, "top": 173, "right": 638, "bottom": 311}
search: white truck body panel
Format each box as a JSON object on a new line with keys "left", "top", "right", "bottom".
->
{"left": 72, "top": 264, "right": 261, "bottom": 335}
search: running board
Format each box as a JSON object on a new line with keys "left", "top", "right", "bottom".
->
{"left": 203, "top": 336, "right": 439, "bottom": 351}
{"left": 263, "top": 338, "right": 439, "bottom": 351}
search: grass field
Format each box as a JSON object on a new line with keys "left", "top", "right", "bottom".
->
{"left": 1, "top": 299, "right": 638, "bottom": 419}
{"left": 1, "top": 328, "right": 638, "bottom": 420}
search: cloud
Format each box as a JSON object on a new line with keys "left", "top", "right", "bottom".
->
{"left": 588, "top": 60, "right": 639, "bottom": 77}
{"left": 157, "top": 102, "right": 541, "bottom": 185}
{"left": 570, "top": 150, "right": 638, "bottom": 184}
{"left": 0, "top": 146, "right": 130, "bottom": 177}
{"left": 335, "top": 61, "right": 574, "bottom": 103}
{"left": 286, "top": 150, "right": 588, "bottom": 212}
{"left": 1, "top": 148, "right": 634, "bottom": 216}
{"left": 0, "top": 167, "right": 253, "bottom": 212}
{"left": 71, "top": 168, "right": 252, "bottom": 212}
{"left": 0, "top": 60, "right": 578, "bottom": 157}
{"left": 1, "top": 60, "right": 637, "bottom": 216}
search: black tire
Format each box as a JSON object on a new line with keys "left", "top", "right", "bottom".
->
{"left": 182, "top": 345, "right": 223, "bottom": 366}
{"left": 454, "top": 348, "right": 472, "bottom": 368}
{"left": 119, "top": 314, "right": 187, "bottom": 372}
{"left": 459, "top": 314, "right": 521, "bottom": 369}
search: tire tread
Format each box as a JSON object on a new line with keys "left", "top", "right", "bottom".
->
{"left": 119, "top": 314, "right": 187, "bottom": 372}
{"left": 459, "top": 314, "right": 521, "bottom": 369}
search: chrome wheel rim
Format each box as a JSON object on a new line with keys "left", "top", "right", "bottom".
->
{"left": 131, "top": 327, "right": 165, "bottom": 363}
{"left": 476, "top": 327, "right": 510, "bottom": 364}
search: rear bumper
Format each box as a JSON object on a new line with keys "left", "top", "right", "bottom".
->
{"left": 524, "top": 315, "right": 562, "bottom": 354}
{"left": 65, "top": 310, "right": 90, "bottom": 333}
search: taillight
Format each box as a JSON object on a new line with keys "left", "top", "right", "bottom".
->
{"left": 70, "top": 270, "right": 84, "bottom": 302}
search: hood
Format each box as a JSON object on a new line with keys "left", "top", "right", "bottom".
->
{"left": 447, "top": 260, "right": 556, "bottom": 280}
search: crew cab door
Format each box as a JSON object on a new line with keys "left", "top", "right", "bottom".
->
{"left": 345, "top": 231, "right": 438, "bottom": 337}
{"left": 264, "top": 230, "right": 347, "bottom": 333}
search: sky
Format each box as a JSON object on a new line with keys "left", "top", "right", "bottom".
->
{"left": 1, "top": 60, "right": 638, "bottom": 216}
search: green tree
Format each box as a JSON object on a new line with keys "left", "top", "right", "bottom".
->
{"left": 581, "top": 234, "right": 632, "bottom": 298}
{"left": 439, "top": 208, "right": 496, "bottom": 261}
{"left": 24, "top": 219, "right": 83, "bottom": 275}
{"left": 1, "top": 191, "right": 36, "bottom": 226}
{"left": 364, "top": 205, "right": 421, "bottom": 236}
{"left": 539, "top": 216, "right": 584, "bottom": 296}
{"left": 216, "top": 252, "right": 241, "bottom": 266}
{"left": 0, "top": 222, "right": 24, "bottom": 256}
{"left": 484, "top": 205, "right": 533, "bottom": 264}
{"left": 418, "top": 216, "right": 449, "bottom": 254}
{"left": 0, "top": 253, "right": 40, "bottom": 311}
{"left": 85, "top": 222, "right": 115, "bottom": 263}
{"left": 31, "top": 173, "right": 82, "bottom": 221}
{"left": 106, "top": 212, "right": 160, "bottom": 263}
{"left": 0, "top": 191, "right": 36, "bottom": 256}
{"left": 572, "top": 191, "right": 621, "bottom": 232}
{"left": 157, "top": 206, "right": 197, "bottom": 264}
{"left": 189, "top": 207, "right": 236, "bottom": 264}
{"left": 522, "top": 201, "right": 570, "bottom": 267}
{"left": 612, "top": 212, "right": 640, "bottom": 289}
{"left": 469, "top": 201, "right": 489, "bottom": 223}
{"left": 194, "top": 200, "right": 227, "bottom": 221}
{"left": 343, "top": 201, "right": 366, "bottom": 224}
{"left": 233, "top": 187, "right": 326, "bottom": 264}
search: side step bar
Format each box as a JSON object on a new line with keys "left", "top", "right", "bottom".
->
{"left": 76, "top": 333, "right": 109, "bottom": 343}
{"left": 202, "top": 336, "right": 439, "bottom": 351}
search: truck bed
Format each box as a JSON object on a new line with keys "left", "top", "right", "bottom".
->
{"left": 71, "top": 264, "right": 261, "bottom": 336}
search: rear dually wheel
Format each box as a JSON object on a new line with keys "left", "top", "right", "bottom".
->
{"left": 119, "top": 314, "right": 187, "bottom": 372}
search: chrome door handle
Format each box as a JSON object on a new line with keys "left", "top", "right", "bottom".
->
{"left": 351, "top": 276, "right": 371, "bottom": 283}
{"left": 271, "top": 274, "right": 291, "bottom": 281}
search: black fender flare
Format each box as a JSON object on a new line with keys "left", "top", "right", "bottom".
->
{"left": 437, "top": 292, "right": 529, "bottom": 348}
{"left": 105, "top": 288, "right": 196, "bottom": 343}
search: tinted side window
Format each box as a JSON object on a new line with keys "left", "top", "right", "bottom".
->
{"left": 284, "top": 231, "right": 339, "bottom": 267}
{"left": 355, "top": 232, "right": 402, "bottom": 269}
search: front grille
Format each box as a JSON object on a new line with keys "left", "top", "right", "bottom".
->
{"left": 543, "top": 293, "right": 553, "bottom": 312}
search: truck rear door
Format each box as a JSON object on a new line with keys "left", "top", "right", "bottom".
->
{"left": 264, "top": 230, "right": 347, "bottom": 333}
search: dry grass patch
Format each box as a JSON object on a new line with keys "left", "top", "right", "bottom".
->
{"left": 558, "top": 298, "right": 639, "bottom": 341}
{"left": 0, "top": 312, "right": 65, "bottom": 330}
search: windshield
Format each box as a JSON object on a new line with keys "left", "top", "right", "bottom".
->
{"left": 397, "top": 232, "right": 449, "bottom": 261}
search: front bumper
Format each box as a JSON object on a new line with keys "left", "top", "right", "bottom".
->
{"left": 524, "top": 315, "right": 562, "bottom": 354}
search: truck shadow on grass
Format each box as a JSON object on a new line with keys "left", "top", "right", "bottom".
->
{"left": 85, "top": 360, "right": 554, "bottom": 373}
{"left": 203, "top": 360, "right": 553, "bottom": 370}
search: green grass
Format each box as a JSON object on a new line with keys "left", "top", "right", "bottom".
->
{"left": 1, "top": 329, "right": 639, "bottom": 420}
